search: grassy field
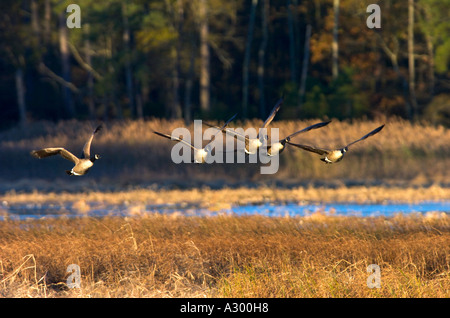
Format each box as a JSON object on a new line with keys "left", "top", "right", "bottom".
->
{"left": 1, "top": 119, "right": 449, "bottom": 298}
{"left": 0, "top": 118, "right": 449, "bottom": 191}
{"left": 0, "top": 213, "right": 449, "bottom": 298}
{"left": 1, "top": 184, "right": 450, "bottom": 207}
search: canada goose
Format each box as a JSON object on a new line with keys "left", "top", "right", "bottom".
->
{"left": 288, "top": 124, "right": 385, "bottom": 163}
{"left": 205, "top": 97, "right": 283, "bottom": 154}
{"left": 30, "top": 125, "right": 102, "bottom": 175}
{"left": 265, "top": 120, "right": 331, "bottom": 156}
{"left": 153, "top": 113, "right": 237, "bottom": 163}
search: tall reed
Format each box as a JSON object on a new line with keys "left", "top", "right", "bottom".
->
{"left": 0, "top": 214, "right": 448, "bottom": 297}
{"left": 0, "top": 119, "right": 449, "bottom": 190}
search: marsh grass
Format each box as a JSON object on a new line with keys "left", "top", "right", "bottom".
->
{"left": 0, "top": 213, "right": 449, "bottom": 297}
{"left": 1, "top": 118, "right": 449, "bottom": 190}
{"left": 2, "top": 184, "right": 450, "bottom": 207}
{"left": 1, "top": 119, "right": 449, "bottom": 298}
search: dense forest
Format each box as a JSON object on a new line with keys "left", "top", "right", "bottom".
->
{"left": 0, "top": 0, "right": 449, "bottom": 130}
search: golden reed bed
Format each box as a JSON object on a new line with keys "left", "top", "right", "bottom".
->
{"left": 1, "top": 119, "right": 449, "bottom": 298}
{"left": 1, "top": 118, "right": 449, "bottom": 185}
{"left": 0, "top": 214, "right": 448, "bottom": 297}
{"left": 1, "top": 184, "right": 450, "bottom": 208}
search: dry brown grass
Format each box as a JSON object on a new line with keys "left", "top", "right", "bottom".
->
{"left": 1, "top": 118, "right": 449, "bottom": 188}
{"left": 2, "top": 184, "right": 450, "bottom": 208}
{"left": 2, "top": 117, "right": 448, "bottom": 152}
{"left": 0, "top": 213, "right": 449, "bottom": 298}
{"left": 1, "top": 119, "right": 449, "bottom": 298}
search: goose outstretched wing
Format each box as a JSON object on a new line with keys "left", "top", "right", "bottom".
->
{"left": 82, "top": 125, "right": 102, "bottom": 158}
{"left": 345, "top": 124, "right": 385, "bottom": 148}
{"left": 31, "top": 148, "right": 80, "bottom": 164}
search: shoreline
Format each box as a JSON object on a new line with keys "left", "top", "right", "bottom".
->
{"left": 2, "top": 184, "right": 450, "bottom": 206}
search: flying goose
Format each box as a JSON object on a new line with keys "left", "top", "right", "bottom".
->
{"left": 30, "top": 125, "right": 102, "bottom": 175}
{"left": 153, "top": 113, "right": 237, "bottom": 163}
{"left": 288, "top": 124, "right": 385, "bottom": 163}
{"left": 265, "top": 120, "right": 331, "bottom": 156}
{"left": 205, "top": 97, "right": 284, "bottom": 154}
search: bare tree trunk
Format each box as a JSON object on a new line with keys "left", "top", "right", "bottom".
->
{"left": 136, "top": 87, "right": 144, "bottom": 119}
{"left": 408, "top": 0, "right": 418, "bottom": 119}
{"left": 421, "top": 5, "right": 435, "bottom": 96}
{"left": 292, "top": 0, "right": 300, "bottom": 74}
{"left": 258, "top": 0, "right": 269, "bottom": 118}
{"left": 59, "top": 13, "right": 75, "bottom": 117}
{"left": 171, "top": 0, "right": 183, "bottom": 119}
{"left": 106, "top": 35, "right": 121, "bottom": 119}
{"left": 134, "top": 75, "right": 145, "bottom": 119}
{"left": 287, "top": 0, "right": 296, "bottom": 83}
{"left": 242, "top": 0, "right": 258, "bottom": 118}
{"left": 44, "top": 0, "right": 51, "bottom": 43}
{"left": 314, "top": 0, "right": 321, "bottom": 23}
{"left": 184, "top": 38, "right": 196, "bottom": 125}
{"left": 171, "top": 48, "right": 182, "bottom": 119}
{"left": 298, "top": 24, "right": 312, "bottom": 109}
{"left": 199, "top": 0, "right": 210, "bottom": 113}
{"left": 122, "top": 2, "right": 135, "bottom": 118}
{"left": 332, "top": 0, "right": 339, "bottom": 80}
{"left": 376, "top": 34, "right": 412, "bottom": 118}
{"left": 31, "top": 0, "right": 39, "bottom": 37}
{"left": 140, "top": 79, "right": 149, "bottom": 117}
{"left": 84, "top": 24, "right": 96, "bottom": 120}
{"left": 15, "top": 67, "right": 27, "bottom": 128}
{"left": 424, "top": 34, "right": 435, "bottom": 96}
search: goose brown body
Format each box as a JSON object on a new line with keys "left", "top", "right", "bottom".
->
{"left": 153, "top": 114, "right": 237, "bottom": 164}
{"left": 205, "top": 98, "right": 284, "bottom": 155}
{"left": 288, "top": 124, "right": 385, "bottom": 163}
{"left": 30, "top": 125, "right": 102, "bottom": 175}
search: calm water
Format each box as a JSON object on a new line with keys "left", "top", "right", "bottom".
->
{"left": 233, "top": 201, "right": 450, "bottom": 217}
{"left": 1, "top": 200, "right": 450, "bottom": 220}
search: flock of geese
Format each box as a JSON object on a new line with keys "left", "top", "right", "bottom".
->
{"left": 30, "top": 98, "right": 385, "bottom": 175}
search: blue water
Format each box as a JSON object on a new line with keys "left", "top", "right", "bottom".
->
{"left": 231, "top": 201, "right": 450, "bottom": 217}
{"left": 1, "top": 200, "right": 449, "bottom": 220}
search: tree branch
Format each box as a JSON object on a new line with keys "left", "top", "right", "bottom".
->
{"left": 68, "top": 41, "right": 103, "bottom": 80}
{"left": 37, "top": 62, "right": 79, "bottom": 93}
